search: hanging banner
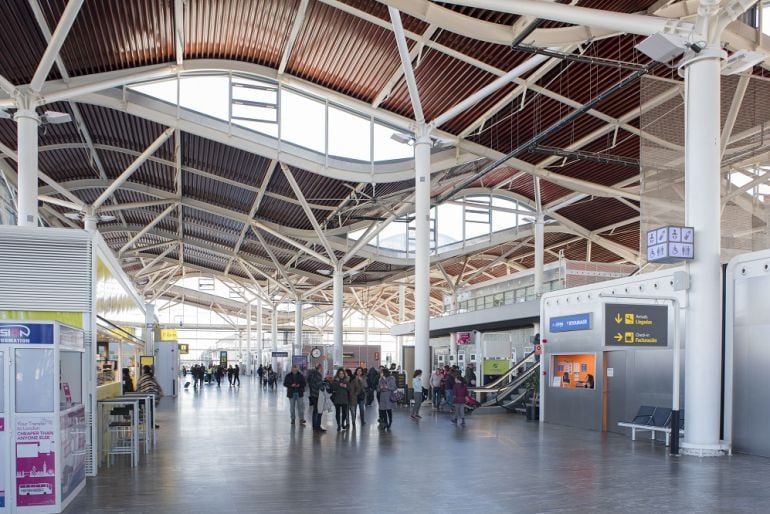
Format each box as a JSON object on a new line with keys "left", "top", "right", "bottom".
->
{"left": 15, "top": 416, "right": 56, "bottom": 507}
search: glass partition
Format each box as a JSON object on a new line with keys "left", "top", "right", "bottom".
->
{"left": 59, "top": 351, "right": 83, "bottom": 409}
{"left": 15, "top": 348, "right": 55, "bottom": 412}
{"left": 551, "top": 354, "right": 596, "bottom": 389}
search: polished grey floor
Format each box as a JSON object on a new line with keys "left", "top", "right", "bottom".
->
{"left": 65, "top": 376, "right": 770, "bottom": 513}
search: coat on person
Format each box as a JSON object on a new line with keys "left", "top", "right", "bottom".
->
{"left": 348, "top": 375, "right": 364, "bottom": 404}
{"left": 283, "top": 369, "right": 307, "bottom": 398}
{"left": 377, "top": 375, "right": 397, "bottom": 410}
{"left": 307, "top": 366, "right": 324, "bottom": 398}
{"left": 452, "top": 380, "right": 469, "bottom": 404}
{"left": 331, "top": 376, "right": 350, "bottom": 405}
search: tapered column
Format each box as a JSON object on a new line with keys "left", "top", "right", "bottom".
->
{"left": 15, "top": 106, "right": 40, "bottom": 227}
{"left": 256, "top": 300, "right": 263, "bottom": 366}
{"left": 413, "top": 125, "right": 432, "bottom": 377}
{"left": 681, "top": 46, "right": 724, "bottom": 455}
{"left": 333, "top": 262, "right": 344, "bottom": 368}
{"left": 294, "top": 299, "right": 303, "bottom": 360}
{"left": 534, "top": 213, "right": 545, "bottom": 297}
{"left": 246, "top": 302, "right": 252, "bottom": 374}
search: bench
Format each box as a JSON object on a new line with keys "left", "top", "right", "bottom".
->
{"left": 618, "top": 406, "right": 685, "bottom": 446}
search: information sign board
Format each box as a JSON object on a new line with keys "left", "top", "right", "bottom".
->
{"left": 0, "top": 323, "right": 54, "bottom": 344}
{"left": 604, "top": 303, "right": 668, "bottom": 347}
{"left": 549, "top": 313, "right": 592, "bottom": 333}
{"left": 646, "top": 226, "right": 694, "bottom": 263}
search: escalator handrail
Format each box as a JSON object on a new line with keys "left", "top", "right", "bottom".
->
{"left": 479, "top": 362, "right": 539, "bottom": 408}
{"left": 470, "top": 350, "right": 537, "bottom": 393}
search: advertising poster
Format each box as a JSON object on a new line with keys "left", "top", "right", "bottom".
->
{"left": 15, "top": 417, "right": 56, "bottom": 507}
{"left": 0, "top": 416, "right": 5, "bottom": 508}
{"left": 60, "top": 407, "right": 86, "bottom": 502}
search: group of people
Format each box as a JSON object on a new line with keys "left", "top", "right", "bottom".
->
{"left": 186, "top": 363, "right": 241, "bottom": 388}
{"left": 429, "top": 365, "right": 474, "bottom": 425}
{"left": 282, "top": 364, "right": 412, "bottom": 433}
{"left": 256, "top": 364, "right": 278, "bottom": 389}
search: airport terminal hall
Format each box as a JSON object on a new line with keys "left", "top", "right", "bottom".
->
{"left": 4, "top": 0, "right": 770, "bottom": 513}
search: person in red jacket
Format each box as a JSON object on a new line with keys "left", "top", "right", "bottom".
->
{"left": 451, "top": 376, "right": 469, "bottom": 426}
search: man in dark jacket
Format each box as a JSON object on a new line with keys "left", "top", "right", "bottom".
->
{"left": 366, "top": 366, "right": 380, "bottom": 406}
{"left": 307, "top": 364, "right": 326, "bottom": 432}
{"left": 283, "top": 365, "right": 307, "bottom": 425}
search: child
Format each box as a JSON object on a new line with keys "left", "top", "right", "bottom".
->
{"left": 451, "top": 376, "right": 469, "bottom": 426}
{"left": 411, "top": 369, "right": 423, "bottom": 421}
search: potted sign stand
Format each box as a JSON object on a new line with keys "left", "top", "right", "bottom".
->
{"left": 525, "top": 372, "right": 540, "bottom": 421}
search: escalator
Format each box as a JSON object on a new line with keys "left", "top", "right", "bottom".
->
{"left": 472, "top": 350, "right": 536, "bottom": 393}
{"left": 470, "top": 354, "right": 540, "bottom": 412}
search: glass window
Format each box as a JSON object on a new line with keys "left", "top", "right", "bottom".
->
{"left": 504, "top": 290, "right": 514, "bottom": 305}
{"left": 492, "top": 196, "right": 519, "bottom": 232}
{"left": 551, "top": 354, "right": 596, "bottom": 389}
{"left": 280, "top": 89, "right": 325, "bottom": 153}
{"left": 373, "top": 122, "right": 413, "bottom": 161}
{"left": 525, "top": 286, "right": 535, "bottom": 300}
{"left": 180, "top": 75, "right": 229, "bottom": 120}
{"left": 484, "top": 295, "right": 494, "bottom": 309}
{"left": 15, "top": 348, "right": 54, "bottom": 413}
{"left": 493, "top": 293, "right": 504, "bottom": 307}
{"left": 516, "top": 288, "right": 526, "bottom": 302}
{"left": 328, "top": 106, "right": 370, "bottom": 161}
{"left": 60, "top": 351, "right": 83, "bottom": 409}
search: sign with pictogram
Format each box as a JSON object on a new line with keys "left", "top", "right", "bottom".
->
{"left": 646, "top": 225, "right": 694, "bottom": 263}
{"left": 604, "top": 303, "right": 668, "bottom": 347}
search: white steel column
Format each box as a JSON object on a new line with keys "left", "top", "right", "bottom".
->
{"left": 413, "top": 125, "right": 432, "bottom": 378}
{"left": 294, "top": 299, "right": 303, "bottom": 360}
{"left": 144, "top": 303, "right": 155, "bottom": 355}
{"left": 83, "top": 211, "right": 97, "bottom": 232}
{"left": 333, "top": 262, "right": 344, "bottom": 368}
{"left": 246, "top": 302, "right": 252, "bottom": 374}
{"left": 398, "top": 282, "right": 406, "bottom": 368}
{"left": 256, "top": 300, "right": 263, "bottom": 366}
{"left": 534, "top": 213, "right": 545, "bottom": 297}
{"left": 15, "top": 105, "right": 40, "bottom": 227}
{"left": 449, "top": 332, "right": 457, "bottom": 366}
{"left": 271, "top": 302, "right": 278, "bottom": 351}
{"left": 681, "top": 46, "right": 725, "bottom": 455}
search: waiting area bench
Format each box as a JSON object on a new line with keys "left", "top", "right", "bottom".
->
{"left": 618, "top": 405, "right": 684, "bottom": 447}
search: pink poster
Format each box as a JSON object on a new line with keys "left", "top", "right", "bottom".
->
{"left": 15, "top": 417, "right": 56, "bottom": 507}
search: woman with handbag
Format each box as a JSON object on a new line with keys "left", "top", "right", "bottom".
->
{"left": 378, "top": 368, "right": 397, "bottom": 431}
{"left": 331, "top": 368, "right": 351, "bottom": 431}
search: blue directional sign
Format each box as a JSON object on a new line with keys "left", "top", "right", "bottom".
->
{"left": 549, "top": 313, "right": 592, "bottom": 333}
{"left": 0, "top": 322, "right": 55, "bottom": 344}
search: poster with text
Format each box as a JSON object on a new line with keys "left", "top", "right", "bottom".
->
{"left": 60, "top": 407, "right": 86, "bottom": 502}
{"left": 15, "top": 416, "right": 56, "bottom": 507}
{"left": 0, "top": 416, "right": 6, "bottom": 508}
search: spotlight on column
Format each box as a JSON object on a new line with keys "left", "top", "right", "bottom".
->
{"left": 390, "top": 132, "right": 414, "bottom": 145}
{"left": 722, "top": 50, "right": 768, "bottom": 75}
{"left": 41, "top": 110, "right": 72, "bottom": 125}
{"left": 634, "top": 33, "right": 686, "bottom": 63}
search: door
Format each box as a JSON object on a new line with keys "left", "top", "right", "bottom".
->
{"left": 604, "top": 351, "right": 628, "bottom": 435}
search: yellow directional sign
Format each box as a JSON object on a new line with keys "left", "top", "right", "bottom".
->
{"left": 160, "top": 328, "right": 178, "bottom": 341}
{"left": 605, "top": 303, "right": 668, "bottom": 347}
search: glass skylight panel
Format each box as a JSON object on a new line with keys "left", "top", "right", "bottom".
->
{"left": 280, "top": 89, "right": 325, "bottom": 153}
{"left": 329, "top": 106, "right": 370, "bottom": 161}
{"left": 130, "top": 78, "right": 178, "bottom": 104}
{"left": 373, "top": 122, "right": 413, "bottom": 161}
{"left": 179, "top": 76, "right": 229, "bottom": 120}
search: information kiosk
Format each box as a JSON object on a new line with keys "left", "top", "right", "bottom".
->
{"left": 0, "top": 321, "right": 87, "bottom": 514}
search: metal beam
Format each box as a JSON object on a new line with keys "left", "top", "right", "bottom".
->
{"left": 29, "top": 0, "right": 84, "bottom": 92}
{"left": 118, "top": 202, "right": 178, "bottom": 255}
{"left": 373, "top": 24, "right": 437, "bottom": 108}
{"left": 280, "top": 162, "right": 337, "bottom": 263}
{"left": 279, "top": 0, "right": 309, "bottom": 74}
{"left": 174, "top": 0, "right": 184, "bottom": 66}
{"left": 720, "top": 73, "right": 751, "bottom": 156}
{"left": 388, "top": 6, "right": 425, "bottom": 123}
{"left": 92, "top": 127, "right": 174, "bottom": 209}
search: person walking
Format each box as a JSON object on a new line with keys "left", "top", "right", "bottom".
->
{"left": 331, "top": 368, "right": 350, "bottom": 431}
{"left": 430, "top": 368, "right": 443, "bottom": 410}
{"left": 350, "top": 367, "right": 366, "bottom": 426}
{"left": 411, "top": 369, "right": 423, "bottom": 421}
{"left": 444, "top": 366, "right": 456, "bottom": 412}
{"left": 121, "top": 368, "right": 134, "bottom": 394}
{"left": 227, "top": 365, "right": 234, "bottom": 386}
{"left": 215, "top": 365, "right": 224, "bottom": 387}
{"left": 451, "top": 376, "right": 469, "bottom": 426}
{"left": 283, "top": 365, "right": 307, "bottom": 425}
{"left": 366, "top": 366, "right": 380, "bottom": 406}
{"left": 378, "top": 368, "right": 397, "bottom": 430}
{"left": 233, "top": 364, "right": 241, "bottom": 386}
{"left": 257, "top": 365, "right": 264, "bottom": 388}
{"left": 307, "top": 364, "right": 326, "bottom": 432}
